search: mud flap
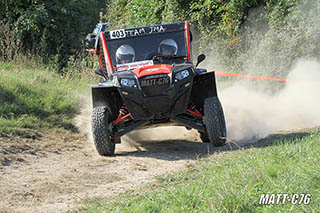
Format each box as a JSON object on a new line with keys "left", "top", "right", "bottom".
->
{"left": 190, "top": 72, "right": 218, "bottom": 110}
{"left": 92, "top": 86, "right": 122, "bottom": 120}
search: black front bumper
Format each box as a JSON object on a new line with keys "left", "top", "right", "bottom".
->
{"left": 119, "top": 76, "right": 193, "bottom": 120}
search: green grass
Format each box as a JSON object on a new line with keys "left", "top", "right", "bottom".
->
{"left": 0, "top": 61, "right": 91, "bottom": 138}
{"left": 83, "top": 129, "right": 320, "bottom": 212}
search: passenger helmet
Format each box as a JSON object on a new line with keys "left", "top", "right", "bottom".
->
{"left": 158, "top": 39, "right": 178, "bottom": 55}
{"left": 116, "top": 44, "right": 135, "bottom": 64}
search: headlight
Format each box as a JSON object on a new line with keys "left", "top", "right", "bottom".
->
{"left": 120, "top": 78, "right": 136, "bottom": 87}
{"left": 175, "top": 70, "right": 189, "bottom": 80}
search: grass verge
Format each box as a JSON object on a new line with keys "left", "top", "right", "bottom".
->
{"left": 83, "top": 129, "right": 320, "bottom": 212}
{"left": 0, "top": 60, "right": 95, "bottom": 165}
{"left": 0, "top": 61, "right": 91, "bottom": 138}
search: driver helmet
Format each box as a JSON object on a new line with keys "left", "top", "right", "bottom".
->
{"left": 158, "top": 39, "right": 178, "bottom": 56}
{"left": 116, "top": 44, "right": 135, "bottom": 64}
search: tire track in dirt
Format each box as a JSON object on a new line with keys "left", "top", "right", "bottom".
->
{"left": 0, "top": 125, "right": 213, "bottom": 213}
{"left": 0, "top": 124, "right": 316, "bottom": 212}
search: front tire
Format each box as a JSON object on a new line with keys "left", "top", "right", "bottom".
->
{"left": 92, "top": 106, "right": 115, "bottom": 156}
{"left": 203, "top": 96, "right": 227, "bottom": 146}
{"left": 199, "top": 131, "right": 210, "bottom": 143}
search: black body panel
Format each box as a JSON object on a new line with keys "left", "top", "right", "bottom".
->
{"left": 91, "top": 70, "right": 218, "bottom": 122}
{"left": 91, "top": 69, "right": 219, "bottom": 140}
{"left": 89, "top": 21, "right": 226, "bottom": 153}
{"left": 118, "top": 65, "right": 194, "bottom": 120}
{"left": 190, "top": 71, "right": 217, "bottom": 113}
{"left": 92, "top": 84, "right": 122, "bottom": 120}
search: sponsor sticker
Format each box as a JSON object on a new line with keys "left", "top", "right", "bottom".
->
{"left": 110, "top": 29, "right": 126, "bottom": 39}
{"left": 140, "top": 77, "right": 169, "bottom": 87}
{"left": 113, "top": 76, "right": 118, "bottom": 85}
{"left": 109, "top": 26, "right": 166, "bottom": 39}
{"left": 116, "top": 60, "right": 154, "bottom": 71}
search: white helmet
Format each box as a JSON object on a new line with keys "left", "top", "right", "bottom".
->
{"left": 116, "top": 44, "right": 135, "bottom": 64}
{"left": 158, "top": 39, "right": 178, "bottom": 55}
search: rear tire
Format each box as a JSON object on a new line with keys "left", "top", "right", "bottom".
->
{"left": 92, "top": 106, "right": 115, "bottom": 156}
{"left": 203, "top": 96, "right": 227, "bottom": 146}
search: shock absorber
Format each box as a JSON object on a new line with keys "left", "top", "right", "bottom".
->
{"left": 119, "top": 104, "right": 128, "bottom": 116}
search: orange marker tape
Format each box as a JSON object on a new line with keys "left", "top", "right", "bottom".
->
{"left": 215, "top": 71, "right": 288, "bottom": 82}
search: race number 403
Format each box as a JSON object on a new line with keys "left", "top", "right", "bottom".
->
{"left": 259, "top": 193, "right": 311, "bottom": 205}
{"left": 110, "top": 29, "right": 126, "bottom": 39}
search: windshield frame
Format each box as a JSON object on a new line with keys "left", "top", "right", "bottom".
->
{"left": 101, "top": 22, "right": 191, "bottom": 73}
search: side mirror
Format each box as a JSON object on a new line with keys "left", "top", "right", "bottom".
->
{"left": 196, "top": 54, "right": 206, "bottom": 67}
{"left": 95, "top": 68, "right": 107, "bottom": 80}
{"left": 85, "top": 33, "right": 96, "bottom": 48}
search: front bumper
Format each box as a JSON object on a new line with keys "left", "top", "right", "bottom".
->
{"left": 119, "top": 75, "right": 193, "bottom": 120}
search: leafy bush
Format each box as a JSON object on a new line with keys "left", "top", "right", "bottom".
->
{"left": 105, "top": 0, "right": 193, "bottom": 29}
{"left": 0, "top": 0, "right": 106, "bottom": 71}
{"left": 104, "top": 0, "right": 320, "bottom": 81}
{"left": 2, "top": 0, "right": 319, "bottom": 79}
{"left": 222, "top": 0, "right": 320, "bottom": 78}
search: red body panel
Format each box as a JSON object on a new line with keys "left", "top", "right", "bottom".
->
{"left": 132, "top": 64, "right": 172, "bottom": 78}
{"left": 185, "top": 21, "right": 191, "bottom": 61}
{"left": 100, "top": 32, "right": 114, "bottom": 74}
{"left": 98, "top": 47, "right": 104, "bottom": 70}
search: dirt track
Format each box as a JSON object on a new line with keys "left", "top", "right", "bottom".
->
{"left": 0, "top": 125, "right": 221, "bottom": 212}
{"left": 0, "top": 104, "right": 289, "bottom": 213}
{"left": 0, "top": 111, "right": 316, "bottom": 212}
{"left": 3, "top": 59, "right": 319, "bottom": 212}
{"left": 1, "top": 121, "right": 316, "bottom": 213}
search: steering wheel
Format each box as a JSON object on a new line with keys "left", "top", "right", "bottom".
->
{"left": 146, "top": 52, "right": 163, "bottom": 61}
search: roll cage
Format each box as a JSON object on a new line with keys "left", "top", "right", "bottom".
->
{"left": 89, "top": 21, "right": 192, "bottom": 77}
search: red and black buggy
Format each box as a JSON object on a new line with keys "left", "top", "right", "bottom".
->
{"left": 86, "top": 21, "right": 227, "bottom": 156}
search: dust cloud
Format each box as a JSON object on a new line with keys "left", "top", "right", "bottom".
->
{"left": 76, "top": 60, "right": 320, "bottom": 146}
{"left": 74, "top": 97, "right": 93, "bottom": 142}
{"left": 123, "top": 127, "right": 199, "bottom": 145}
{"left": 75, "top": 96, "right": 198, "bottom": 149}
{"left": 220, "top": 60, "right": 320, "bottom": 142}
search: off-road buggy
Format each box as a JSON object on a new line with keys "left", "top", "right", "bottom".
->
{"left": 86, "top": 21, "right": 226, "bottom": 156}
